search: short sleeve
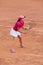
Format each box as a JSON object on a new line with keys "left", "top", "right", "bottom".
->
{"left": 17, "top": 22, "right": 22, "bottom": 27}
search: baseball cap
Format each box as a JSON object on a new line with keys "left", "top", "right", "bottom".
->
{"left": 19, "top": 15, "right": 25, "bottom": 19}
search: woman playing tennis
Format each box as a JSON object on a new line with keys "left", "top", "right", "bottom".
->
{"left": 10, "top": 15, "right": 30, "bottom": 48}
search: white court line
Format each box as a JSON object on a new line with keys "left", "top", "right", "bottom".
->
{"left": 0, "top": 25, "right": 11, "bottom": 27}
{"left": 20, "top": 53, "right": 43, "bottom": 57}
{"left": 0, "top": 25, "right": 43, "bottom": 33}
{"left": 0, "top": 25, "right": 2, "bottom": 26}
{"left": 32, "top": 28, "right": 43, "bottom": 32}
{"left": 25, "top": 21, "right": 43, "bottom": 24}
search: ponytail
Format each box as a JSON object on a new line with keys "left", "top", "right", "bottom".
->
{"left": 17, "top": 18, "right": 21, "bottom": 22}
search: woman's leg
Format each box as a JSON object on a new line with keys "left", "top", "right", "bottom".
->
{"left": 13, "top": 36, "right": 15, "bottom": 40}
{"left": 18, "top": 35, "right": 24, "bottom": 48}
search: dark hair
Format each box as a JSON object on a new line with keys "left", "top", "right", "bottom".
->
{"left": 17, "top": 18, "right": 21, "bottom": 22}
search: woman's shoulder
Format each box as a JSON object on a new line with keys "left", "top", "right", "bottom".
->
{"left": 16, "top": 21, "right": 21, "bottom": 25}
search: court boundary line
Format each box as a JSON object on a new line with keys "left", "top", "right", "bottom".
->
{"left": 0, "top": 25, "right": 43, "bottom": 31}
{"left": 18, "top": 53, "right": 43, "bottom": 57}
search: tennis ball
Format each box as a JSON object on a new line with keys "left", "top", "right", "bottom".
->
{"left": 10, "top": 48, "right": 16, "bottom": 53}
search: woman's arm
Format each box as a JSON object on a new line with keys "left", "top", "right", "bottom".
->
{"left": 17, "top": 27, "right": 27, "bottom": 34}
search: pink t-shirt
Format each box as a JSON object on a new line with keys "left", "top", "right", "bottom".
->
{"left": 13, "top": 21, "right": 24, "bottom": 31}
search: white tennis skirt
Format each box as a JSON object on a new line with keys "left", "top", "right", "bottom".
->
{"left": 10, "top": 28, "right": 21, "bottom": 37}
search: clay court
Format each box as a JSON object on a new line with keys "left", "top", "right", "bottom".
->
{"left": 0, "top": 0, "right": 43, "bottom": 65}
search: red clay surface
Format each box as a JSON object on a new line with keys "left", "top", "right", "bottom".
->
{"left": 0, "top": 0, "right": 43, "bottom": 65}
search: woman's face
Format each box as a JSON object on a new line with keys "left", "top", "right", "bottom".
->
{"left": 20, "top": 19, "right": 23, "bottom": 21}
